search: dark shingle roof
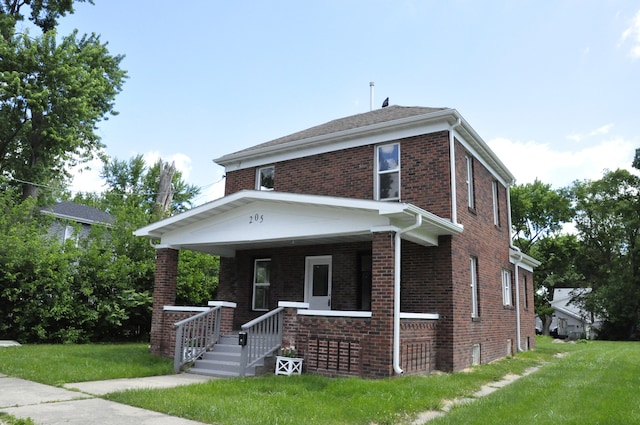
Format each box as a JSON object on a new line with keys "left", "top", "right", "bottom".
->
{"left": 41, "top": 202, "right": 115, "bottom": 225}
{"left": 226, "top": 105, "right": 447, "bottom": 157}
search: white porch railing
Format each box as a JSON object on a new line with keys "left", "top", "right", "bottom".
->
{"left": 173, "top": 306, "right": 222, "bottom": 372}
{"left": 239, "top": 307, "right": 284, "bottom": 377}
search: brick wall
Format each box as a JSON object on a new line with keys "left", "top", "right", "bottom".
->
{"left": 400, "top": 319, "right": 437, "bottom": 374}
{"left": 150, "top": 248, "right": 179, "bottom": 356}
{"left": 218, "top": 242, "right": 370, "bottom": 329}
{"left": 297, "top": 315, "right": 370, "bottom": 377}
{"left": 450, "top": 139, "right": 519, "bottom": 370}
{"left": 218, "top": 131, "right": 534, "bottom": 373}
{"left": 223, "top": 132, "right": 452, "bottom": 217}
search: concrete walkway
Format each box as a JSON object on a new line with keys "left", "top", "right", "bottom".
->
{"left": 410, "top": 366, "right": 541, "bottom": 424}
{"left": 0, "top": 373, "right": 215, "bottom": 424}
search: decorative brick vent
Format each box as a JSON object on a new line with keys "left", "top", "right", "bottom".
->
{"left": 306, "top": 338, "right": 360, "bottom": 376}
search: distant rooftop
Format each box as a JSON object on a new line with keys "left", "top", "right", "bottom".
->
{"left": 40, "top": 202, "right": 115, "bottom": 226}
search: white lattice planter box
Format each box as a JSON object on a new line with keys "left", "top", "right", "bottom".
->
{"left": 275, "top": 356, "right": 303, "bottom": 375}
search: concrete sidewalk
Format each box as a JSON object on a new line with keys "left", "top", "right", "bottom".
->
{"left": 0, "top": 373, "right": 215, "bottom": 424}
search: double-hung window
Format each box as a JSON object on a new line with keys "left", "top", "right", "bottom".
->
{"left": 470, "top": 256, "right": 479, "bottom": 318}
{"left": 465, "top": 155, "right": 475, "bottom": 209}
{"left": 492, "top": 181, "right": 500, "bottom": 226}
{"left": 375, "top": 143, "right": 400, "bottom": 201}
{"left": 523, "top": 275, "right": 529, "bottom": 309}
{"left": 256, "top": 166, "right": 274, "bottom": 191}
{"left": 252, "top": 259, "right": 271, "bottom": 311}
{"left": 502, "top": 269, "right": 512, "bottom": 306}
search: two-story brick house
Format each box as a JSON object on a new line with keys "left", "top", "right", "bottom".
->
{"left": 135, "top": 105, "right": 539, "bottom": 378}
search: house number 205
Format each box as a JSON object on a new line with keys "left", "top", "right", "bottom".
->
{"left": 249, "top": 213, "right": 264, "bottom": 224}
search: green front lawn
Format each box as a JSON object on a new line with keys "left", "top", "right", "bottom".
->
{"left": 0, "top": 343, "right": 172, "bottom": 386}
{"left": 1, "top": 338, "right": 637, "bottom": 424}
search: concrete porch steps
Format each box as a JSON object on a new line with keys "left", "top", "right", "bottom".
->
{"left": 187, "top": 334, "right": 263, "bottom": 378}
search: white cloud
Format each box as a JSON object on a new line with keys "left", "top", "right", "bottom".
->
{"left": 589, "top": 124, "right": 614, "bottom": 136}
{"left": 620, "top": 9, "right": 640, "bottom": 59}
{"left": 565, "top": 123, "right": 613, "bottom": 142}
{"left": 67, "top": 156, "right": 105, "bottom": 194}
{"left": 141, "top": 151, "right": 193, "bottom": 181}
{"left": 488, "top": 136, "right": 636, "bottom": 188}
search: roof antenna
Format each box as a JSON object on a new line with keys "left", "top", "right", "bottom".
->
{"left": 370, "top": 82, "right": 374, "bottom": 111}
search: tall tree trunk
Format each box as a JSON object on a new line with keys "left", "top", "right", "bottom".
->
{"left": 153, "top": 161, "right": 175, "bottom": 219}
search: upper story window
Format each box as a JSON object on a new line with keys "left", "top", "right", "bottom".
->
{"left": 375, "top": 143, "right": 400, "bottom": 201}
{"left": 256, "top": 166, "right": 274, "bottom": 191}
{"left": 465, "top": 155, "right": 475, "bottom": 209}
{"left": 492, "top": 181, "right": 500, "bottom": 226}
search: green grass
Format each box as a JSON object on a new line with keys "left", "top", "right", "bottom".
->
{"left": 428, "top": 340, "right": 640, "bottom": 425}
{"left": 102, "top": 338, "right": 572, "bottom": 425}
{"left": 0, "top": 343, "right": 172, "bottom": 386}
{"left": 1, "top": 339, "right": 637, "bottom": 424}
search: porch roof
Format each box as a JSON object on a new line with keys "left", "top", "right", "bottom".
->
{"left": 134, "top": 190, "right": 463, "bottom": 256}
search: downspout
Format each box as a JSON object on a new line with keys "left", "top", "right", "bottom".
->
{"left": 393, "top": 213, "right": 422, "bottom": 375}
{"left": 449, "top": 117, "right": 462, "bottom": 225}
{"left": 507, "top": 186, "right": 524, "bottom": 352}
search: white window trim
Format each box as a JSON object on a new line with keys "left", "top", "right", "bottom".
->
{"left": 466, "top": 155, "right": 474, "bottom": 209}
{"left": 492, "top": 181, "right": 500, "bottom": 226}
{"left": 256, "top": 165, "right": 275, "bottom": 191}
{"left": 523, "top": 275, "right": 529, "bottom": 309}
{"left": 252, "top": 258, "right": 271, "bottom": 311}
{"left": 502, "top": 269, "right": 512, "bottom": 306}
{"left": 374, "top": 143, "right": 400, "bottom": 201}
{"left": 470, "top": 256, "right": 479, "bottom": 318}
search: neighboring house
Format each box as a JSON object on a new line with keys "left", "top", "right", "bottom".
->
{"left": 40, "top": 201, "right": 115, "bottom": 245}
{"left": 135, "top": 105, "right": 540, "bottom": 378}
{"left": 537, "top": 288, "right": 602, "bottom": 340}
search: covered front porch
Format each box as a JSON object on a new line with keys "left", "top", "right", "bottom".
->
{"left": 135, "top": 190, "right": 462, "bottom": 378}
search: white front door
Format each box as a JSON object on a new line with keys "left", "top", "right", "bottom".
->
{"left": 305, "top": 256, "right": 332, "bottom": 310}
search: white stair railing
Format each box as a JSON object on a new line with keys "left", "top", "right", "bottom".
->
{"left": 239, "top": 307, "right": 284, "bottom": 376}
{"left": 174, "top": 306, "right": 222, "bottom": 372}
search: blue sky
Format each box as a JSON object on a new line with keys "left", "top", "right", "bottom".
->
{"left": 52, "top": 1, "right": 640, "bottom": 204}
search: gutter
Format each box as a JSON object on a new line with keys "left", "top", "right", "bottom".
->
{"left": 449, "top": 117, "right": 462, "bottom": 225}
{"left": 507, "top": 186, "right": 524, "bottom": 352}
{"left": 392, "top": 214, "right": 423, "bottom": 375}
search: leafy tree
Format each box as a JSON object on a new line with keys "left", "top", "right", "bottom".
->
{"left": 529, "top": 234, "right": 583, "bottom": 335}
{"left": 1, "top": 0, "right": 91, "bottom": 35}
{"left": 100, "top": 155, "right": 200, "bottom": 218}
{"left": 96, "top": 155, "right": 217, "bottom": 305}
{"left": 510, "top": 179, "right": 575, "bottom": 333}
{"left": 510, "top": 179, "right": 574, "bottom": 253}
{"left": 571, "top": 168, "right": 640, "bottom": 339}
{"left": 0, "top": 0, "right": 126, "bottom": 200}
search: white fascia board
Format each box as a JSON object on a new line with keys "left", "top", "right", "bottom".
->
{"left": 216, "top": 110, "right": 456, "bottom": 171}
{"left": 450, "top": 113, "right": 515, "bottom": 186}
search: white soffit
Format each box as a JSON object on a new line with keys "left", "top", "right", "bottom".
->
{"left": 134, "top": 191, "right": 462, "bottom": 256}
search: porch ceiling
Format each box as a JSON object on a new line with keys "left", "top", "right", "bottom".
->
{"left": 134, "top": 190, "right": 463, "bottom": 256}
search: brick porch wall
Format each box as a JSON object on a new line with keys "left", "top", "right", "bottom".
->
{"left": 400, "top": 319, "right": 438, "bottom": 374}
{"left": 150, "top": 248, "right": 179, "bottom": 356}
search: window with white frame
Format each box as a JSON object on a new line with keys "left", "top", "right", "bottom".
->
{"left": 470, "top": 256, "right": 479, "bottom": 318}
{"left": 256, "top": 166, "right": 274, "bottom": 191}
{"left": 465, "top": 155, "right": 475, "bottom": 209}
{"left": 502, "top": 269, "right": 512, "bottom": 306}
{"left": 523, "top": 274, "right": 529, "bottom": 309}
{"left": 375, "top": 143, "right": 400, "bottom": 201}
{"left": 252, "top": 259, "right": 271, "bottom": 311}
{"left": 492, "top": 181, "right": 500, "bottom": 226}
